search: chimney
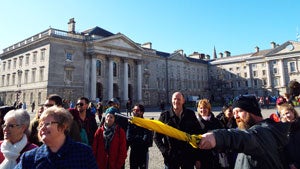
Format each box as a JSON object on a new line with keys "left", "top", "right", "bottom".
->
{"left": 224, "top": 51, "right": 231, "bottom": 57}
{"left": 270, "top": 42, "right": 276, "bottom": 49}
{"left": 68, "top": 18, "right": 76, "bottom": 33}
{"left": 200, "top": 53, "right": 205, "bottom": 59}
{"left": 219, "top": 52, "right": 223, "bottom": 58}
{"left": 206, "top": 55, "right": 211, "bottom": 60}
{"left": 141, "top": 42, "right": 152, "bottom": 49}
{"left": 255, "top": 46, "right": 259, "bottom": 52}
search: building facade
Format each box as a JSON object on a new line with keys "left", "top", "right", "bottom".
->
{"left": 1, "top": 19, "right": 299, "bottom": 109}
{"left": 209, "top": 41, "right": 300, "bottom": 102}
{"left": 0, "top": 19, "right": 209, "bottom": 109}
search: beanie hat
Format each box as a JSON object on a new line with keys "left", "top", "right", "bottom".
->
{"left": 105, "top": 107, "right": 119, "bottom": 115}
{"left": 232, "top": 95, "right": 262, "bottom": 117}
{"left": 107, "top": 98, "right": 120, "bottom": 106}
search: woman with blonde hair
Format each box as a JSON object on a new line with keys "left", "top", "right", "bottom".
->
{"left": 195, "top": 99, "right": 227, "bottom": 169}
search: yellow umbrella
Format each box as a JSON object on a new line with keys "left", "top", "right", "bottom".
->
{"left": 129, "top": 116, "right": 202, "bottom": 149}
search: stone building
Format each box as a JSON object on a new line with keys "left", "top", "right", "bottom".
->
{"left": 209, "top": 41, "right": 300, "bottom": 102}
{"left": 1, "top": 18, "right": 299, "bottom": 110}
{"left": 0, "top": 18, "right": 209, "bottom": 109}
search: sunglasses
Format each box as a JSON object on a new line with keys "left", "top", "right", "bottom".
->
{"left": 76, "top": 103, "right": 84, "bottom": 107}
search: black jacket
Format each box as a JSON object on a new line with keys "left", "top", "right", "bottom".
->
{"left": 154, "top": 107, "right": 202, "bottom": 167}
{"left": 213, "top": 119, "right": 290, "bottom": 169}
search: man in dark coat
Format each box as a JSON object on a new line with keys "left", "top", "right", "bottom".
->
{"left": 127, "top": 104, "right": 153, "bottom": 169}
{"left": 199, "top": 95, "right": 290, "bottom": 169}
{"left": 154, "top": 92, "right": 202, "bottom": 169}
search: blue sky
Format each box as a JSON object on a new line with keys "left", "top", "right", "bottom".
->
{"left": 1, "top": 0, "right": 299, "bottom": 56}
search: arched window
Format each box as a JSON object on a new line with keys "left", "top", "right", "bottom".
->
{"left": 96, "top": 60, "right": 101, "bottom": 76}
{"left": 128, "top": 64, "right": 131, "bottom": 78}
{"left": 113, "top": 62, "right": 117, "bottom": 77}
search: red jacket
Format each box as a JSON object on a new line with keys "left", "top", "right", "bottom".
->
{"left": 0, "top": 140, "right": 37, "bottom": 163}
{"left": 92, "top": 125, "right": 127, "bottom": 169}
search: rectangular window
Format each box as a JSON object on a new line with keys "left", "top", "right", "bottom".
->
{"left": 13, "top": 59, "right": 17, "bottom": 69}
{"left": 26, "top": 55, "right": 29, "bottom": 65}
{"left": 2, "top": 62, "right": 6, "bottom": 71}
{"left": 274, "top": 78, "right": 279, "bottom": 86}
{"left": 253, "top": 79, "right": 258, "bottom": 86}
{"left": 245, "top": 80, "right": 248, "bottom": 87}
{"left": 66, "top": 52, "right": 72, "bottom": 61}
{"left": 1, "top": 75, "right": 4, "bottom": 86}
{"left": 39, "top": 67, "right": 44, "bottom": 81}
{"left": 33, "top": 52, "right": 37, "bottom": 63}
{"left": 19, "top": 57, "right": 23, "bottom": 67}
{"left": 12, "top": 74, "right": 15, "bottom": 85}
{"left": 263, "top": 79, "right": 267, "bottom": 86}
{"left": 32, "top": 69, "right": 36, "bottom": 83}
{"left": 244, "top": 72, "right": 247, "bottom": 78}
{"left": 273, "top": 60, "right": 277, "bottom": 65}
{"left": 6, "top": 74, "right": 10, "bottom": 86}
{"left": 41, "top": 49, "right": 45, "bottom": 61}
{"left": 25, "top": 71, "right": 29, "bottom": 84}
{"left": 65, "top": 69, "right": 73, "bottom": 81}
{"left": 289, "top": 62, "right": 296, "bottom": 72}
{"left": 273, "top": 68, "right": 278, "bottom": 74}
{"left": 253, "top": 71, "right": 257, "bottom": 77}
{"left": 262, "top": 70, "right": 266, "bottom": 76}
{"left": 8, "top": 60, "right": 11, "bottom": 70}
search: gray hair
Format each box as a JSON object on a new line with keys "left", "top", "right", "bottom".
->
{"left": 4, "top": 109, "right": 30, "bottom": 134}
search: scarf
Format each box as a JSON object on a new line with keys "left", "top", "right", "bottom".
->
{"left": 103, "top": 123, "right": 116, "bottom": 152}
{"left": 0, "top": 134, "right": 28, "bottom": 169}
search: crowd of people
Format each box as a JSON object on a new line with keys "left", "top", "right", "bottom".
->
{"left": 0, "top": 91, "right": 298, "bottom": 169}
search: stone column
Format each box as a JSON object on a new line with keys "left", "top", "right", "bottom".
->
{"left": 266, "top": 61, "right": 272, "bottom": 88}
{"left": 123, "top": 59, "right": 128, "bottom": 102}
{"left": 108, "top": 57, "right": 114, "bottom": 99}
{"left": 247, "top": 63, "right": 252, "bottom": 88}
{"left": 90, "top": 56, "right": 97, "bottom": 101}
{"left": 279, "top": 59, "right": 286, "bottom": 87}
{"left": 137, "top": 60, "right": 142, "bottom": 102}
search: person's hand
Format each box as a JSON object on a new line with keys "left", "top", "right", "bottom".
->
{"left": 199, "top": 132, "right": 216, "bottom": 149}
{"left": 195, "top": 160, "right": 201, "bottom": 169}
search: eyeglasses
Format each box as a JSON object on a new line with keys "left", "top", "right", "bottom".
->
{"left": 76, "top": 103, "right": 84, "bottom": 107}
{"left": 44, "top": 104, "right": 54, "bottom": 107}
{"left": 2, "top": 124, "right": 20, "bottom": 129}
{"left": 38, "top": 121, "right": 59, "bottom": 130}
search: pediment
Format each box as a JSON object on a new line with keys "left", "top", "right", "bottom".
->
{"left": 93, "top": 33, "right": 143, "bottom": 53}
{"left": 266, "top": 41, "right": 300, "bottom": 56}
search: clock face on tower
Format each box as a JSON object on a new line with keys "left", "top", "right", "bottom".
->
{"left": 286, "top": 44, "right": 294, "bottom": 51}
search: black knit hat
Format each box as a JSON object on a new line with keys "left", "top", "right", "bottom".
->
{"left": 232, "top": 95, "right": 262, "bottom": 117}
